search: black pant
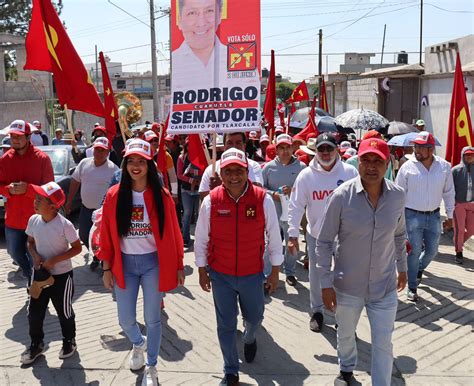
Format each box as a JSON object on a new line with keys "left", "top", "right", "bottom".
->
{"left": 28, "top": 271, "right": 76, "bottom": 344}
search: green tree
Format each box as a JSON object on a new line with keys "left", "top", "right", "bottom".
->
{"left": 0, "top": 0, "right": 63, "bottom": 36}
{"left": 276, "top": 82, "right": 296, "bottom": 102}
{"left": 4, "top": 50, "right": 18, "bottom": 81}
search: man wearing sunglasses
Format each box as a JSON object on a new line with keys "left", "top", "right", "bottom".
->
{"left": 287, "top": 133, "right": 358, "bottom": 332}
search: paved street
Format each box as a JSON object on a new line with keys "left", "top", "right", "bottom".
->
{"left": 0, "top": 228, "right": 472, "bottom": 385}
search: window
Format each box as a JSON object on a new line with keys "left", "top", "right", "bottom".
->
{"left": 117, "top": 79, "right": 126, "bottom": 89}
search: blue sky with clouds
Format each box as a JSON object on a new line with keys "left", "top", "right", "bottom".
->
{"left": 62, "top": 0, "right": 473, "bottom": 82}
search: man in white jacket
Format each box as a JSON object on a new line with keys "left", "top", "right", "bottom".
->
{"left": 287, "top": 133, "right": 358, "bottom": 332}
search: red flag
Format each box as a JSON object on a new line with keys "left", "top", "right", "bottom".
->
{"left": 277, "top": 102, "right": 286, "bottom": 129}
{"left": 446, "top": 53, "right": 474, "bottom": 166}
{"left": 287, "top": 103, "right": 296, "bottom": 133}
{"left": 24, "top": 0, "right": 104, "bottom": 117}
{"left": 309, "top": 96, "right": 317, "bottom": 120}
{"left": 99, "top": 52, "right": 118, "bottom": 143}
{"left": 187, "top": 134, "right": 209, "bottom": 172}
{"left": 264, "top": 50, "right": 276, "bottom": 140}
{"left": 319, "top": 77, "right": 329, "bottom": 113}
{"left": 286, "top": 80, "right": 309, "bottom": 104}
{"left": 293, "top": 115, "right": 320, "bottom": 143}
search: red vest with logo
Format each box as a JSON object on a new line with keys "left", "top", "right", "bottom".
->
{"left": 209, "top": 183, "right": 266, "bottom": 276}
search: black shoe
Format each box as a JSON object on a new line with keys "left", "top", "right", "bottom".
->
{"left": 21, "top": 341, "right": 45, "bottom": 365}
{"left": 407, "top": 288, "right": 419, "bottom": 302}
{"left": 219, "top": 373, "right": 239, "bottom": 386}
{"left": 416, "top": 270, "right": 423, "bottom": 285}
{"left": 455, "top": 252, "right": 464, "bottom": 264}
{"left": 285, "top": 275, "right": 297, "bottom": 286}
{"left": 334, "top": 371, "right": 357, "bottom": 385}
{"left": 310, "top": 312, "right": 324, "bottom": 332}
{"left": 90, "top": 258, "right": 100, "bottom": 271}
{"left": 59, "top": 339, "right": 77, "bottom": 359}
{"left": 244, "top": 339, "right": 257, "bottom": 363}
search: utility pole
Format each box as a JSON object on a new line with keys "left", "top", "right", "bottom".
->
{"left": 318, "top": 29, "right": 322, "bottom": 104}
{"left": 95, "top": 45, "right": 99, "bottom": 89}
{"left": 149, "top": 0, "right": 159, "bottom": 121}
{"left": 419, "top": 0, "right": 423, "bottom": 65}
{"left": 380, "top": 24, "right": 386, "bottom": 65}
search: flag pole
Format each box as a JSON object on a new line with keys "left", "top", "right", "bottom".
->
{"left": 202, "top": 134, "right": 212, "bottom": 165}
{"left": 64, "top": 104, "right": 73, "bottom": 134}
{"left": 211, "top": 132, "right": 217, "bottom": 175}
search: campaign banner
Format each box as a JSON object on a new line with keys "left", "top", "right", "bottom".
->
{"left": 169, "top": 0, "right": 261, "bottom": 134}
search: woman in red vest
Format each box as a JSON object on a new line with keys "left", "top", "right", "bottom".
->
{"left": 98, "top": 138, "right": 184, "bottom": 386}
{"left": 194, "top": 147, "right": 283, "bottom": 386}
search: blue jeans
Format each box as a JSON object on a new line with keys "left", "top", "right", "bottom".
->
{"left": 405, "top": 209, "right": 442, "bottom": 290}
{"left": 335, "top": 289, "right": 398, "bottom": 386}
{"left": 307, "top": 233, "right": 323, "bottom": 314}
{"left": 209, "top": 269, "right": 265, "bottom": 375}
{"left": 181, "top": 190, "right": 199, "bottom": 244}
{"left": 5, "top": 226, "right": 32, "bottom": 280}
{"left": 263, "top": 220, "right": 297, "bottom": 277}
{"left": 114, "top": 252, "right": 163, "bottom": 366}
{"left": 79, "top": 205, "right": 95, "bottom": 249}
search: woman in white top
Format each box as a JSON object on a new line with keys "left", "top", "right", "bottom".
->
{"left": 98, "top": 139, "right": 185, "bottom": 386}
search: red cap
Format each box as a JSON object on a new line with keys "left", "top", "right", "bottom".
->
{"left": 358, "top": 138, "right": 390, "bottom": 161}
{"left": 362, "top": 130, "right": 383, "bottom": 141}
{"left": 411, "top": 131, "right": 435, "bottom": 146}
{"left": 464, "top": 148, "right": 474, "bottom": 155}
{"left": 32, "top": 182, "right": 66, "bottom": 209}
{"left": 92, "top": 125, "right": 107, "bottom": 135}
{"left": 144, "top": 130, "right": 158, "bottom": 142}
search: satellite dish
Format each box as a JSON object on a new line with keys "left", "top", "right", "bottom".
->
{"left": 381, "top": 77, "right": 391, "bottom": 92}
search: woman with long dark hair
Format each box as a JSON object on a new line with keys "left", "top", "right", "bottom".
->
{"left": 98, "top": 139, "right": 184, "bottom": 386}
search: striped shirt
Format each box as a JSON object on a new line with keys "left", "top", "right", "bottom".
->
{"left": 395, "top": 155, "right": 455, "bottom": 217}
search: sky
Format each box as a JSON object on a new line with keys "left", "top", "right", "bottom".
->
{"left": 61, "top": 0, "right": 474, "bottom": 82}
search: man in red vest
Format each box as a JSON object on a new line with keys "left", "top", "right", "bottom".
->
{"left": 194, "top": 147, "right": 283, "bottom": 386}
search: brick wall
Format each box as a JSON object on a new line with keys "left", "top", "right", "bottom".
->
{"left": 346, "top": 78, "right": 379, "bottom": 111}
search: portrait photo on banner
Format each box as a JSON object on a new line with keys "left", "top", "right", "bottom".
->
{"left": 169, "top": 0, "right": 261, "bottom": 134}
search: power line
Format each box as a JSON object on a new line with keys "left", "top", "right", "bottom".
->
{"left": 424, "top": 3, "right": 474, "bottom": 13}
{"left": 261, "top": 51, "right": 420, "bottom": 57}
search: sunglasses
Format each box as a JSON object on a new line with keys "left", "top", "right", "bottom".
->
{"left": 317, "top": 145, "right": 336, "bottom": 153}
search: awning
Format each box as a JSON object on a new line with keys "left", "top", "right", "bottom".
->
{"left": 360, "top": 63, "right": 425, "bottom": 78}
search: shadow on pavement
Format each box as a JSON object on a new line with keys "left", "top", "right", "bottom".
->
{"left": 160, "top": 311, "right": 193, "bottom": 362}
{"left": 239, "top": 326, "right": 311, "bottom": 385}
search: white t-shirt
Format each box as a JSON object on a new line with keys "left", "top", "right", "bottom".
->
{"left": 72, "top": 158, "right": 119, "bottom": 209}
{"left": 26, "top": 213, "right": 79, "bottom": 275}
{"left": 198, "top": 158, "right": 263, "bottom": 193}
{"left": 120, "top": 191, "right": 157, "bottom": 255}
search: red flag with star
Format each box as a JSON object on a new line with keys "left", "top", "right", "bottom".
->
{"left": 24, "top": 0, "right": 104, "bottom": 117}
{"left": 286, "top": 80, "right": 309, "bottom": 104}
{"left": 99, "top": 52, "right": 118, "bottom": 144}
{"left": 319, "top": 77, "right": 329, "bottom": 113}
{"left": 446, "top": 53, "right": 474, "bottom": 166}
{"left": 293, "top": 115, "right": 319, "bottom": 143}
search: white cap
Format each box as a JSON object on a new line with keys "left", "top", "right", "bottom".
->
{"left": 124, "top": 138, "right": 153, "bottom": 160}
{"left": 220, "top": 148, "right": 248, "bottom": 169}
{"left": 339, "top": 141, "right": 352, "bottom": 151}
{"left": 144, "top": 130, "right": 158, "bottom": 142}
{"left": 276, "top": 134, "right": 292, "bottom": 147}
{"left": 259, "top": 134, "right": 270, "bottom": 144}
{"left": 93, "top": 137, "right": 109, "bottom": 150}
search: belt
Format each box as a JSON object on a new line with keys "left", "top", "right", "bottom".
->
{"left": 406, "top": 207, "right": 440, "bottom": 215}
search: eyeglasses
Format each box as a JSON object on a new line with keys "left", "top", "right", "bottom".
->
{"left": 317, "top": 145, "right": 335, "bottom": 153}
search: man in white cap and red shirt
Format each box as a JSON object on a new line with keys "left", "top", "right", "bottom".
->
{"left": 262, "top": 134, "right": 306, "bottom": 286}
{"left": 396, "top": 131, "right": 455, "bottom": 302}
{"left": 316, "top": 138, "right": 407, "bottom": 386}
{"left": 194, "top": 147, "right": 283, "bottom": 386}
{"left": 288, "top": 132, "right": 358, "bottom": 332}
{"left": 65, "top": 137, "right": 119, "bottom": 270}
{"left": 0, "top": 120, "right": 54, "bottom": 283}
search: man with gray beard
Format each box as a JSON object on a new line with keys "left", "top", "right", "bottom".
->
{"left": 287, "top": 133, "right": 358, "bottom": 332}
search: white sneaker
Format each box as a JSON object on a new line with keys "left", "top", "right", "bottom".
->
{"left": 141, "top": 365, "right": 158, "bottom": 386}
{"left": 129, "top": 337, "right": 146, "bottom": 370}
